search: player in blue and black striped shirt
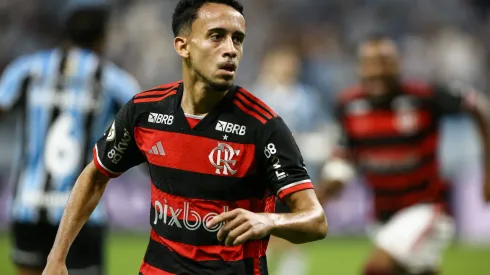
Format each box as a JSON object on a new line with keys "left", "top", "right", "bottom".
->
{"left": 0, "top": 1, "right": 140, "bottom": 274}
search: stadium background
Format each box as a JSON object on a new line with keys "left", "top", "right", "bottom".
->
{"left": 0, "top": 0, "right": 489, "bottom": 274}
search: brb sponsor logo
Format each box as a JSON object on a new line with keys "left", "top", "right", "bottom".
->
{"left": 215, "top": 120, "right": 246, "bottom": 135}
{"left": 148, "top": 112, "right": 174, "bottom": 125}
{"left": 107, "top": 128, "right": 131, "bottom": 164}
{"left": 209, "top": 142, "right": 240, "bottom": 175}
{"left": 153, "top": 199, "right": 229, "bottom": 232}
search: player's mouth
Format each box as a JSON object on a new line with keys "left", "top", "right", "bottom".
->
{"left": 218, "top": 63, "right": 237, "bottom": 76}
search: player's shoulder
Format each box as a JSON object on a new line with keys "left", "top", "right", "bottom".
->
{"left": 232, "top": 86, "right": 279, "bottom": 126}
{"left": 4, "top": 50, "right": 47, "bottom": 71}
{"left": 30, "top": 49, "right": 56, "bottom": 60}
{"left": 132, "top": 80, "right": 182, "bottom": 105}
{"left": 401, "top": 80, "right": 436, "bottom": 98}
{"left": 337, "top": 85, "right": 365, "bottom": 104}
{"left": 118, "top": 81, "right": 182, "bottom": 124}
{"left": 0, "top": 50, "right": 55, "bottom": 82}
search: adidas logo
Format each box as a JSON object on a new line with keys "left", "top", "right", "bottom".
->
{"left": 148, "top": 141, "right": 165, "bottom": 156}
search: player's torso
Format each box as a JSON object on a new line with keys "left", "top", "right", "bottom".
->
{"left": 132, "top": 84, "right": 271, "bottom": 274}
{"left": 12, "top": 49, "right": 115, "bottom": 224}
{"left": 339, "top": 83, "right": 448, "bottom": 220}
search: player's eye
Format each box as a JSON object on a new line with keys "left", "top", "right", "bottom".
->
{"left": 232, "top": 36, "right": 244, "bottom": 45}
{"left": 210, "top": 34, "right": 222, "bottom": 42}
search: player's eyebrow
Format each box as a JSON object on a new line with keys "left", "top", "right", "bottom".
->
{"left": 233, "top": 31, "right": 246, "bottom": 40}
{"left": 207, "top": 27, "right": 246, "bottom": 38}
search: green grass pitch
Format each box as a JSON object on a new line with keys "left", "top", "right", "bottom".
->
{"left": 0, "top": 234, "right": 488, "bottom": 274}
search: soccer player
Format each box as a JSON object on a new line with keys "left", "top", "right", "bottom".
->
{"left": 318, "top": 35, "right": 490, "bottom": 275}
{"left": 42, "top": 1, "right": 328, "bottom": 275}
{"left": 0, "top": 1, "right": 141, "bottom": 275}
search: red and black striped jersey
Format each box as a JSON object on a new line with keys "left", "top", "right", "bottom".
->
{"left": 93, "top": 81, "right": 314, "bottom": 275}
{"left": 335, "top": 81, "right": 476, "bottom": 222}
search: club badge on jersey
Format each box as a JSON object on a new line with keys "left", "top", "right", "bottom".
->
{"left": 209, "top": 142, "right": 241, "bottom": 175}
{"left": 106, "top": 121, "right": 116, "bottom": 141}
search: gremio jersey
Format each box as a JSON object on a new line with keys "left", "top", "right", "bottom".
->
{"left": 0, "top": 47, "right": 140, "bottom": 224}
{"left": 94, "top": 81, "right": 314, "bottom": 275}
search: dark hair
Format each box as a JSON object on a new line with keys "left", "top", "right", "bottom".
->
{"left": 65, "top": 8, "right": 109, "bottom": 49}
{"left": 172, "top": 0, "right": 244, "bottom": 37}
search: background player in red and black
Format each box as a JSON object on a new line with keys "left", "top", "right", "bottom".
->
{"left": 318, "top": 35, "right": 490, "bottom": 275}
{"left": 42, "top": 1, "right": 328, "bottom": 275}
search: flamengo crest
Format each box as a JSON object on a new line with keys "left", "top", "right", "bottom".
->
{"left": 209, "top": 143, "right": 240, "bottom": 175}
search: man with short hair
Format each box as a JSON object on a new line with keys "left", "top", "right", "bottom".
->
{"left": 42, "top": 1, "right": 328, "bottom": 274}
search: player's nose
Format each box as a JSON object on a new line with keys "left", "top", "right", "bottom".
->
{"left": 222, "top": 37, "right": 238, "bottom": 59}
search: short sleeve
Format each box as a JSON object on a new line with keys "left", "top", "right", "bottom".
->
{"left": 432, "top": 83, "right": 478, "bottom": 116}
{"left": 93, "top": 99, "right": 145, "bottom": 177}
{"left": 0, "top": 56, "right": 31, "bottom": 109}
{"left": 257, "top": 118, "right": 314, "bottom": 200}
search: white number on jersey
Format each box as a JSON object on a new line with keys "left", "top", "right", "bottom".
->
{"left": 44, "top": 114, "right": 81, "bottom": 178}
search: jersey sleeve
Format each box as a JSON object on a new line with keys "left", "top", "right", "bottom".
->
{"left": 0, "top": 56, "right": 31, "bottom": 109}
{"left": 432, "top": 83, "right": 478, "bottom": 116}
{"left": 257, "top": 117, "right": 314, "bottom": 200}
{"left": 93, "top": 99, "right": 145, "bottom": 178}
{"left": 104, "top": 63, "right": 142, "bottom": 105}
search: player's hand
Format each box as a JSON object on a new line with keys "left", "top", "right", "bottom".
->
{"left": 42, "top": 259, "right": 68, "bottom": 275}
{"left": 207, "top": 208, "right": 274, "bottom": 246}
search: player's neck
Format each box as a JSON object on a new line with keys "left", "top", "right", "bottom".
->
{"left": 181, "top": 80, "right": 227, "bottom": 116}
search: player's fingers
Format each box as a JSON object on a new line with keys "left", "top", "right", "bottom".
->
{"left": 226, "top": 221, "right": 253, "bottom": 246}
{"left": 216, "top": 215, "right": 246, "bottom": 242}
{"left": 232, "top": 228, "right": 255, "bottom": 246}
{"left": 207, "top": 209, "right": 240, "bottom": 228}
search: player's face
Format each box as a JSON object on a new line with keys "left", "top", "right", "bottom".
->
{"left": 187, "top": 3, "right": 246, "bottom": 92}
{"left": 358, "top": 40, "right": 400, "bottom": 98}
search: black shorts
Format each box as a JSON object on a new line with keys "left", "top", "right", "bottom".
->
{"left": 11, "top": 221, "right": 106, "bottom": 274}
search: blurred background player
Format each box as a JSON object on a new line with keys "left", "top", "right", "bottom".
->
{"left": 318, "top": 35, "right": 490, "bottom": 275}
{"left": 0, "top": 0, "right": 141, "bottom": 274}
{"left": 254, "top": 46, "right": 330, "bottom": 275}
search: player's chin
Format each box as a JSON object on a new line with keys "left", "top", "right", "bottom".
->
{"left": 209, "top": 76, "right": 235, "bottom": 92}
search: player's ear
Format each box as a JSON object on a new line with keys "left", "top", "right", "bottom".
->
{"left": 174, "top": 36, "right": 190, "bottom": 59}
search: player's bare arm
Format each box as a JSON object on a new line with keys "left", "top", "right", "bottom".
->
{"left": 209, "top": 189, "right": 327, "bottom": 246}
{"left": 43, "top": 161, "right": 110, "bottom": 274}
{"left": 440, "top": 83, "right": 490, "bottom": 204}
{"left": 465, "top": 90, "right": 490, "bottom": 203}
{"left": 268, "top": 188, "right": 327, "bottom": 243}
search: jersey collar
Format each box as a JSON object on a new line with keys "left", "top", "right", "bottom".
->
{"left": 173, "top": 82, "right": 238, "bottom": 131}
